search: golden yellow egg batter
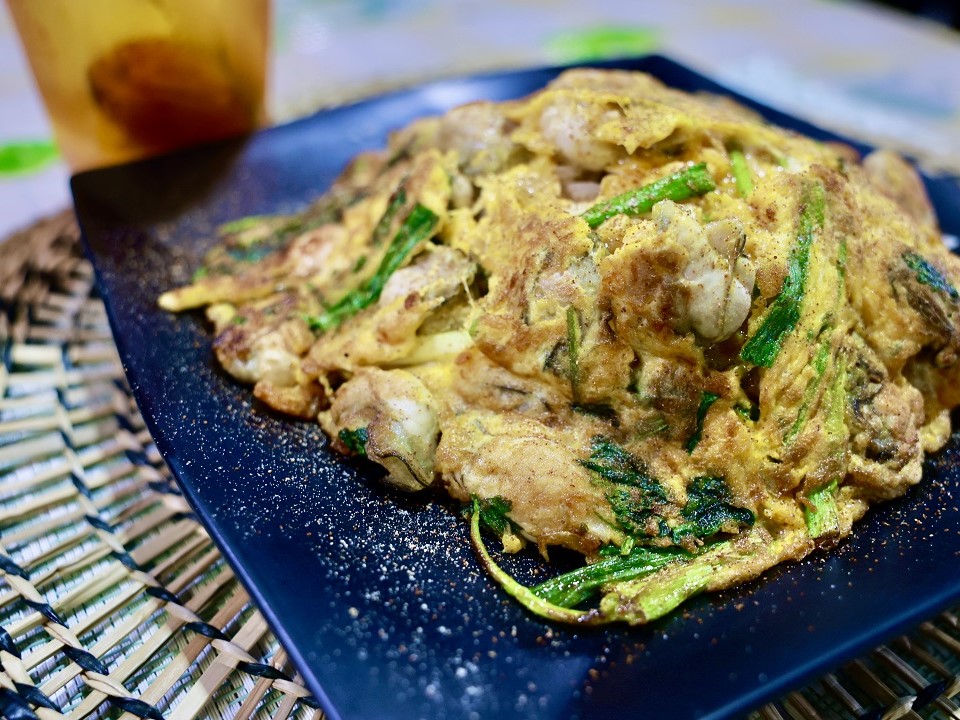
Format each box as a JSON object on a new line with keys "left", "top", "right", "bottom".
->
{"left": 160, "top": 69, "right": 960, "bottom": 624}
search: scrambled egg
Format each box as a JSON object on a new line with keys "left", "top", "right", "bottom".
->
{"left": 160, "top": 69, "right": 960, "bottom": 624}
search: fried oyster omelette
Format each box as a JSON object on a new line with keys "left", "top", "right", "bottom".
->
{"left": 160, "top": 69, "right": 960, "bottom": 625}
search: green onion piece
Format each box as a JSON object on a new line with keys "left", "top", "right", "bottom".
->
{"left": 733, "top": 403, "right": 759, "bottom": 422}
{"left": 566, "top": 306, "right": 581, "bottom": 402}
{"left": 783, "top": 340, "right": 831, "bottom": 445}
{"left": 740, "top": 180, "right": 826, "bottom": 368}
{"left": 581, "top": 163, "right": 715, "bottom": 229}
{"left": 338, "top": 427, "right": 369, "bottom": 456}
{"left": 685, "top": 391, "right": 720, "bottom": 453}
{"left": 599, "top": 527, "right": 800, "bottom": 624}
{"left": 532, "top": 545, "right": 687, "bottom": 608}
{"left": 470, "top": 496, "right": 759, "bottom": 624}
{"left": 580, "top": 437, "right": 668, "bottom": 540}
{"left": 217, "top": 214, "right": 308, "bottom": 253}
{"left": 729, "top": 148, "right": 754, "bottom": 197}
{"left": 469, "top": 499, "right": 596, "bottom": 624}
{"left": 371, "top": 186, "right": 408, "bottom": 246}
{"left": 803, "top": 479, "right": 839, "bottom": 538}
{"left": 580, "top": 437, "right": 666, "bottom": 499}
{"left": 670, "top": 476, "right": 755, "bottom": 544}
{"left": 306, "top": 204, "right": 438, "bottom": 333}
{"left": 474, "top": 495, "right": 513, "bottom": 536}
{"left": 902, "top": 250, "right": 960, "bottom": 301}
{"left": 616, "top": 561, "right": 715, "bottom": 623}
{"left": 218, "top": 214, "right": 274, "bottom": 236}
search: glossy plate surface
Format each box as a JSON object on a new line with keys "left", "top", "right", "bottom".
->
{"left": 72, "top": 56, "right": 960, "bottom": 720}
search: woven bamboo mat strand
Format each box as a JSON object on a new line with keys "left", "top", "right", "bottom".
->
{"left": 1, "top": 213, "right": 960, "bottom": 719}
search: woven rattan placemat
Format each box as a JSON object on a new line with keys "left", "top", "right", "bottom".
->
{"left": 1, "top": 213, "right": 959, "bottom": 719}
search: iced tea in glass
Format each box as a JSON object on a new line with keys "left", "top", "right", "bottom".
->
{"left": 6, "top": 0, "right": 270, "bottom": 170}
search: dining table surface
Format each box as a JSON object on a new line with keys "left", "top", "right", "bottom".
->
{"left": 2, "top": 1, "right": 960, "bottom": 719}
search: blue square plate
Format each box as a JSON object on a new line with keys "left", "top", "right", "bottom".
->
{"left": 72, "top": 56, "right": 960, "bottom": 720}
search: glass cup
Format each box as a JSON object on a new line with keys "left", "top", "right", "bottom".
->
{"left": 6, "top": 0, "right": 270, "bottom": 171}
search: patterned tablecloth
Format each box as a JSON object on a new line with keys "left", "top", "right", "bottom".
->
{"left": 1, "top": 0, "right": 959, "bottom": 238}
